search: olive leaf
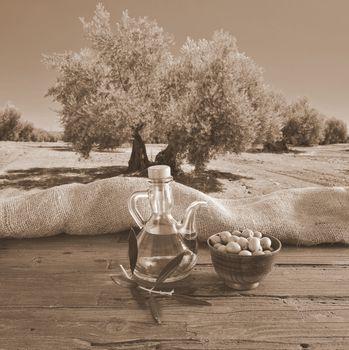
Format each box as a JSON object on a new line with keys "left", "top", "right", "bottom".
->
{"left": 148, "top": 294, "right": 162, "bottom": 324}
{"left": 116, "top": 246, "right": 209, "bottom": 325}
{"left": 128, "top": 227, "right": 138, "bottom": 274}
{"left": 154, "top": 251, "right": 186, "bottom": 289}
{"left": 172, "top": 294, "right": 212, "bottom": 306}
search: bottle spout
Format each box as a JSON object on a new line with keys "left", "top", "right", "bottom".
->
{"left": 178, "top": 200, "right": 207, "bottom": 235}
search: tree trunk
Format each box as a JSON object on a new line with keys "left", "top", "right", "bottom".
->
{"left": 154, "top": 141, "right": 181, "bottom": 176}
{"left": 127, "top": 124, "right": 151, "bottom": 173}
{"left": 262, "top": 139, "right": 289, "bottom": 153}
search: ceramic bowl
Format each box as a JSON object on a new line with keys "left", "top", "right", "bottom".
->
{"left": 207, "top": 233, "right": 281, "bottom": 290}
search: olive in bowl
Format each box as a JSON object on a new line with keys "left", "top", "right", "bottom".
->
{"left": 207, "top": 229, "right": 281, "bottom": 290}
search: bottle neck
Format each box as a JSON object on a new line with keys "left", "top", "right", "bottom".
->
{"left": 148, "top": 179, "right": 173, "bottom": 216}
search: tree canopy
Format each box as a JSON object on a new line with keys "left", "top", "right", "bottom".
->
{"left": 0, "top": 103, "right": 60, "bottom": 142}
{"left": 44, "top": 4, "right": 173, "bottom": 159}
{"left": 322, "top": 117, "right": 348, "bottom": 144}
{"left": 157, "top": 31, "right": 284, "bottom": 170}
{"left": 282, "top": 97, "right": 324, "bottom": 146}
{"left": 0, "top": 103, "right": 21, "bottom": 141}
{"left": 43, "top": 4, "right": 347, "bottom": 173}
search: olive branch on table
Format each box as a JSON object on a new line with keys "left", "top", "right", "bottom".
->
{"left": 110, "top": 227, "right": 211, "bottom": 325}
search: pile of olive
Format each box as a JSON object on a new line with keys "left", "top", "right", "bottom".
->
{"left": 209, "top": 229, "right": 274, "bottom": 256}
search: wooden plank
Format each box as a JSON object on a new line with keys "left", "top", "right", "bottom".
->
{"left": 0, "top": 234, "right": 129, "bottom": 273}
{"left": 0, "top": 233, "right": 125, "bottom": 250}
{"left": 2, "top": 336, "right": 347, "bottom": 350}
{"left": 0, "top": 244, "right": 129, "bottom": 272}
{"left": 1, "top": 234, "right": 348, "bottom": 267}
{"left": 0, "top": 337, "right": 204, "bottom": 350}
{"left": 0, "top": 264, "right": 348, "bottom": 308}
{"left": 175, "top": 265, "right": 349, "bottom": 298}
{"left": 0, "top": 234, "right": 348, "bottom": 349}
{"left": 0, "top": 297, "right": 348, "bottom": 350}
{"left": 271, "top": 246, "right": 349, "bottom": 266}
{"left": 0, "top": 245, "right": 348, "bottom": 277}
{"left": 0, "top": 237, "right": 348, "bottom": 308}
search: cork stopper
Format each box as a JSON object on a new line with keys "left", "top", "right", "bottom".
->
{"left": 148, "top": 165, "right": 171, "bottom": 180}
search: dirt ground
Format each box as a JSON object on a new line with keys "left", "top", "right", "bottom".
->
{"left": 0, "top": 141, "right": 348, "bottom": 199}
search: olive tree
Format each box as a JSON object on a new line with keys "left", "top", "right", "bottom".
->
{"left": 321, "top": 117, "right": 347, "bottom": 144}
{"left": 156, "top": 31, "right": 284, "bottom": 172}
{"left": 44, "top": 4, "right": 173, "bottom": 171}
{"left": 17, "top": 120, "right": 35, "bottom": 141}
{"left": 44, "top": 5, "right": 285, "bottom": 174}
{"left": 0, "top": 103, "right": 21, "bottom": 141}
{"left": 282, "top": 97, "right": 324, "bottom": 146}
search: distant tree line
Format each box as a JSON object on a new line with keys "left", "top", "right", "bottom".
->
{"left": 280, "top": 97, "right": 347, "bottom": 148}
{"left": 0, "top": 103, "right": 62, "bottom": 142}
{"left": 43, "top": 5, "right": 348, "bottom": 173}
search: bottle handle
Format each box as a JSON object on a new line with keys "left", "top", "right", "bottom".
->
{"left": 128, "top": 191, "right": 149, "bottom": 228}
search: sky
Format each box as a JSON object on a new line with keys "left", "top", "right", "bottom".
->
{"left": 0, "top": 0, "right": 348, "bottom": 131}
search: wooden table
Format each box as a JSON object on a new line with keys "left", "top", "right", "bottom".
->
{"left": 0, "top": 233, "right": 348, "bottom": 349}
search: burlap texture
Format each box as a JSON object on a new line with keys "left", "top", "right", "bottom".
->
{"left": 0, "top": 176, "right": 348, "bottom": 245}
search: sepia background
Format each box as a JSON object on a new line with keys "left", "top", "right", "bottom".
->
{"left": 0, "top": 0, "right": 348, "bottom": 131}
{"left": 0, "top": 2, "right": 348, "bottom": 348}
{"left": 0, "top": 0, "right": 348, "bottom": 198}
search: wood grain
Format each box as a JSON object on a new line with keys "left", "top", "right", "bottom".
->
{"left": 0, "top": 233, "right": 348, "bottom": 349}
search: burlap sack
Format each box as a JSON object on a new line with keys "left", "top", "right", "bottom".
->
{"left": 0, "top": 176, "right": 348, "bottom": 245}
